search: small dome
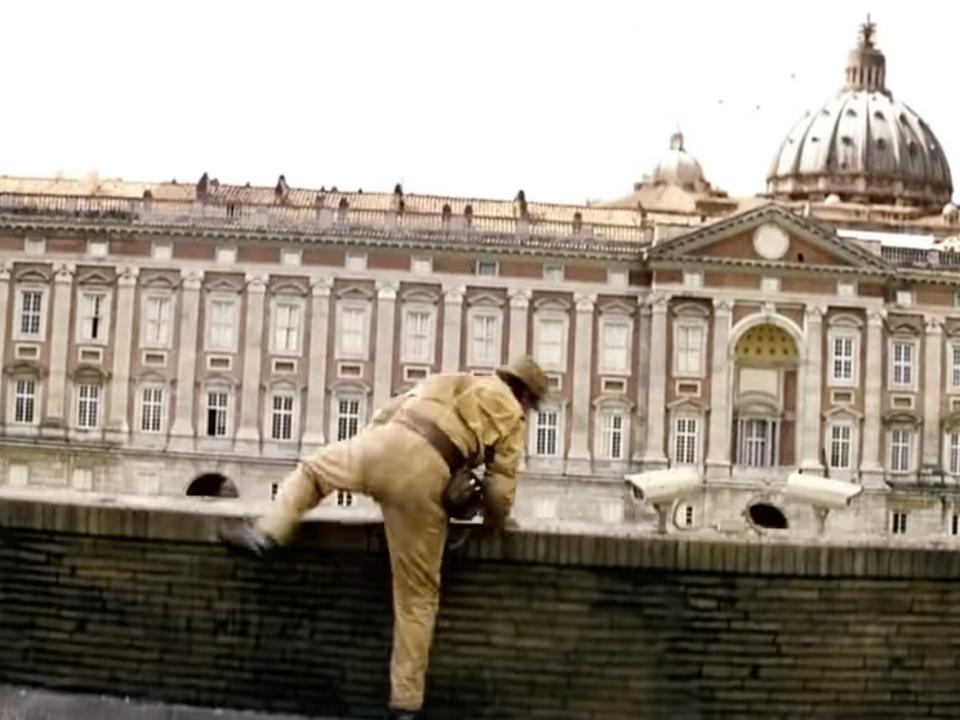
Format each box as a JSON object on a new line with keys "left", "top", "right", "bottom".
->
{"left": 767, "top": 19, "right": 952, "bottom": 210}
{"left": 943, "top": 202, "right": 957, "bottom": 217}
{"left": 824, "top": 193, "right": 842, "bottom": 205}
{"left": 649, "top": 131, "right": 710, "bottom": 192}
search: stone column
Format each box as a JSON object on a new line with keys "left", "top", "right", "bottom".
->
{"left": 441, "top": 286, "right": 464, "bottom": 372}
{"left": 106, "top": 267, "right": 139, "bottom": 439}
{"left": 508, "top": 288, "right": 531, "bottom": 361}
{"left": 566, "top": 293, "right": 596, "bottom": 474}
{"left": 168, "top": 270, "right": 204, "bottom": 449}
{"left": 43, "top": 263, "right": 75, "bottom": 435}
{"left": 301, "top": 277, "right": 332, "bottom": 450}
{"left": 632, "top": 298, "right": 652, "bottom": 464}
{"left": 642, "top": 293, "right": 669, "bottom": 468}
{"left": 860, "top": 309, "right": 885, "bottom": 487}
{"left": 372, "top": 281, "right": 398, "bottom": 412}
{"left": 0, "top": 262, "right": 10, "bottom": 392}
{"left": 922, "top": 315, "right": 944, "bottom": 475}
{"left": 706, "top": 298, "right": 734, "bottom": 478}
{"left": 799, "top": 304, "right": 825, "bottom": 472}
{"left": 235, "top": 273, "right": 268, "bottom": 451}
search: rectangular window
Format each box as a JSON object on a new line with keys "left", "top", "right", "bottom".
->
{"left": 950, "top": 433, "right": 960, "bottom": 475}
{"left": 829, "top": 424, "right": 852, "bottom": 470}
{"left": 76, "top": 384, "right": 101, "bottom": 429}
{"left": 271, "top": 394, "right": 295, "bottom": 441}
{"left": 144, "top": 296, "right": 171, "bottom": 345}
{"left": 737, "top": 418, "right": 778, "bottom": 468}
{"left": 206, "top": 391, "right": 229, "bottom": 437}
{"left": 891, "top": 341, "right": 914, "bottom": 387}
{"left": 471, "top": 313, "right": 499, "bottom": 366}
{"left": 80, "top": 293, "right": 107, "bottom": 341}
{"left": 340, "top": 307, "right": 366, "bottom": 358}
{"left": 892, "top": 511, "right": 908, "bottom": 535}
{"left": 476, "top": 260, "right": 498, "bottom": 276}
{"left": 274, "top": 302, "right": 301, "bottom": 353}
{"left": 600, "top": 412, "right": 625, "bottom": 460}
{"left": 831, "top": 336, "right": 855, "bottom": 382}
{"left": 535, "top": 410, "right": 559, "bottom": 456}
{"left": 209, "top": 299, "right": 236, "bottom": 350}
{"left": 952, "top": 345, "right": 960, "bottom": 389}
{"left": 674, "top": 417, "right": 698, "bottom": 465}
{"left": 536, "top": 318, "right": 564, "bottom": 368}
{"left": 404, "top": 309, "right": 432, "bottom": 363}
{"left": 953, "top": 513, "right": 959, "bottom": 536}
{"left": 20, "top": 290, "right": 42, "bottom": 337}
{"left": 675, "top": 324, "right": 703, "bottom": 376}
{"left": 601, "top": 321, "right": 630, "bottom": 374}
{"left": 13, "top": 379, "right": 36, "bottom": 424}
{"left": 336, "top": 397, "right": 361, "bottom": 441}
{"left": 890, "top": 429, "right": 912, "bottom": 472}
{"left": 140, "top": 386, "right": 164, "bottom": 433}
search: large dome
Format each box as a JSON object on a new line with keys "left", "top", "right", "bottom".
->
{"left": 767, "top": 20, "right": 952, "bottom": 210}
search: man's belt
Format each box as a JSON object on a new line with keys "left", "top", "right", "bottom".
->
{"left": 395, "top": 410, "right": 466, "bottom": 474}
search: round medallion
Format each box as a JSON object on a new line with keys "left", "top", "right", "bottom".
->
{"left": 752, "top": 224, "right": 790, "bottom": 260}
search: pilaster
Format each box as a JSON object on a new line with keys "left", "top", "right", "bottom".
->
{"left": 508, "top": 288, "right": 531, "bottom": 361}
{"left": 441, "top": 286, "right": 464, "bottom": 372}
{"left": 642, "top": 292, "right": 669, "bottom": 468}
{"left": 860, "top": 309, "right": 885, "bottom": 487}
{"left": 705, "top": 298, "right": 734, "bottom": 478}
{"left": 168, "top": 270, "right": 204, "bottom": 450}
{"left": 301, "top": 277, "right": 332, "bottom": 450}
{"left": 566, "top": 293, "right": 596, "bottom": 474}
{"left": 235, "top": 273, "right": 268, "bottom": 452}
{"left": 631, "top": 298, "right": 652, "bottom": 464}
{"left": 372, "top": 281, "right": 398, "bottom": 412}
{"left": 106, "top": 267, "right": 139, "bottom": 440}
{"left": 42, "top": 263, "right": 75, "bottom": 436}
{"left": 922, "top": 315, "right": 944, "bottom": 475}
{"left": 799, "top": 304, "right": 825, "bottom": 473}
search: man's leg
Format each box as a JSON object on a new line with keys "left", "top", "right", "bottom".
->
{"left": 382, "top": 500, "right": 449, "bottom": 714}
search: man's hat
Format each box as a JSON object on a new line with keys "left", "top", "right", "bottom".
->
{"left": 496, "top": 356, "right": 549, "bottom": 409}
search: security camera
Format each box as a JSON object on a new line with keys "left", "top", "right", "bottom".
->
{"left": 783, "top": 472, "right": 862, "bottom": 510}
{"left": 624, "top": 467, "right": 702, "bottom": 533}
{"left": 624, "top": 467, "right": 702, "bottom": 505}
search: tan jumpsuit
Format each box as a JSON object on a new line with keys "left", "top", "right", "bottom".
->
{"left": 256, "top": 373, "right": 526, "bottom": 712}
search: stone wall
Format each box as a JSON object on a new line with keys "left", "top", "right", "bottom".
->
{"left": 1, "top": 493, "right": 960, "bottom": 719}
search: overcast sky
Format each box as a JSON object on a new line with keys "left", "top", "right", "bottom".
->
{"left": 1, "top": 0, "right": 955, "bottom": 204}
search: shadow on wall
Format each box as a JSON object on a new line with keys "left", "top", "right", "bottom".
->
{"left": 186, "top": 473, "right": 239, "bottom": 499}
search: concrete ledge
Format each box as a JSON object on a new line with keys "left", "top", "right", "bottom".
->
{"left": 3, "top": 487, "right": 960, "bottom": 579}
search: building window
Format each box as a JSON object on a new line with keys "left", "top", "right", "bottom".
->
{"left": 206, "top": 391, "right": 229, "bottom": 437}
{"left": 543, "top": 265, "right": 564, "bottom": 282}
{"left": 468, "top": 310, "right": 501, "bottom": 367}
{"left": 600, "top": 320, "right": 630, "bottom": 374}
{"left": 79, "top": 292, "right": 108, "bottom": 342}
{"left": 674, "top": 416, "right": 698, "bottom": 465}
{"left": 890, "top": 428, "right": 912, "bottom": 472}
{"left": 273, "top": 301, "right": 302, "bottom": 354}
{"left": 208, "top": 298, "right": 236, "bottom": 350}
{"left": 953, "top": 513, "right": 959, "bottom": 536}
{"left": 674, "top": 323, "right": 704, "bottom": 376}
{"left": 599, "top": 410, "right": 625, "bottom": 460}
{"left": 949, "top": 432, "right": 960, "bottom": 475}
{"left": 829, "top": 424, "right": 853, "bottom": 470}
{"left": 891, "top": 511, "right": 908, "bottom": 535}
{"left": 683, "top": 504, "right": 695, "bottom": 527}
{"left": 534, "top": 409, "right": 560, "bottom": 457}
{"left": 271, "top": 393, "right": 295, "bottom": 441}
{"left": 76, "top": 383, "right": 101, "bottom": 429}
{"left": 338, "top": 305, "right": 368, "bottom": 359}
{"left": 890, "top": 341, "right": 915, "bottom": 388}
{"left": 337, "top": 490, "right": 354, "bottom": 507}
{"left": 535, "top": 316, "right": 566, "bottom": 370}
{"left": 345, "top": 252, "right": 367, "bottom": 271}
{"left": 19, "top": 290, "right": 43, "bottom": 338}
{"left": 402, "top": 307, "right": 434, "bottom": 364}
{"left": 411, "top": 256, "right": 432, "bottom": 274}
{"left": 13, "top": 379, "right": 37, "bottom": 424}
{"left": 139, "top": 386, "right": 165, "bottom": 433}
{"left": 737, "top": 417, "right": 778, "bottom": 467}
{"left": 831, "top": 335, "right": 856, "bottom": 384}
{"left": 336, "top": 396, "right": 362, "bottom": 441}
{"left": 951, "top": 344, "right": 960, "bottom": 390}
{"left": 476, "top": 260, "right": 498, "bottom": 277}
{"left": 143, "top": 295, "right": 172, "bottom": 347}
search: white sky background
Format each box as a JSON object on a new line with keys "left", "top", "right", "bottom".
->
{"left": 1, "top": 0, "right": 956, "bottom": 205}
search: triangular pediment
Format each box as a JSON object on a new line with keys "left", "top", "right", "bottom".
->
{"left": 646, "top": 204, "right": 890, "bottom": 273}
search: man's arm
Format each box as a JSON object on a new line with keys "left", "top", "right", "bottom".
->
{"left": 480, "top": 416, "right": 525, "bottom": 529}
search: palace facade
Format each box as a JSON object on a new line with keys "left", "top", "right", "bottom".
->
{"left": 4, "top": 20, "right": 960, "bottom": 538}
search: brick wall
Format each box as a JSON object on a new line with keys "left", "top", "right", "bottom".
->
{"left": 1, "top": 495, "right": 960, "bottom": 719}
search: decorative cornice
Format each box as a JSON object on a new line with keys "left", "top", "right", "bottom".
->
{"left": 924, "top": 315, "right": 945, "bottom": 334}
{"left": 376, "top": 280, "right": 399, "bottom": 301}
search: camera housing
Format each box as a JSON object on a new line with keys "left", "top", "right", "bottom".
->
{"left": 624, "top": 467, "right": 702, "bottom": 506}
{"left": 783, "top": 472, "right": 863, "bottom": 510}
